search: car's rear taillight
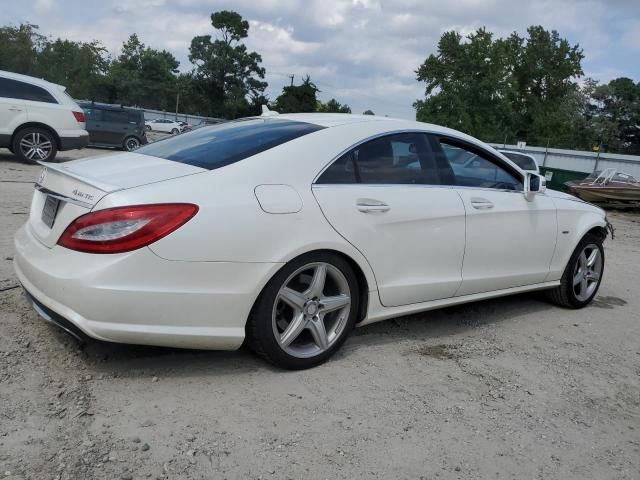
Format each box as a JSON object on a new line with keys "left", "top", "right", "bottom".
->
{"left": 58, "top": 204, "right": 198, "bottom": 254}
{"left": 72, "top": 111, "right": 86, "bottom": 123}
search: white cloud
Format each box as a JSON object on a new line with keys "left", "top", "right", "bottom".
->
{"left": 4, "top": 0, "right": 639, "bottom": 119}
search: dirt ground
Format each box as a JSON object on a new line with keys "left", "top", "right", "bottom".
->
{"left": 1, "top": 148, "right": 639, "bottom": 480}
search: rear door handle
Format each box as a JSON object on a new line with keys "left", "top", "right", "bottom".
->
{"left": 8, "top": 107, "right": 22, "bottom": 112}
{"left": 356, "top": 199, "right": 390, "bottom": 213}
{"left": 470, "top": 198, "right": 494, "bottom": 210}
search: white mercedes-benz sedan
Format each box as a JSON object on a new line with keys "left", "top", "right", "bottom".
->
{"left": 14, "top": 113, "right": 609, "bottom": 369}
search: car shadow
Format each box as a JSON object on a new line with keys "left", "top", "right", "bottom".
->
{"left": 52, "top": 292, "right": 557, "bottom": 377}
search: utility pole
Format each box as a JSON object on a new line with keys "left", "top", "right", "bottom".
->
{"left": 542, "top": 137, "right": 550, "bottom": 167}
{"left": 175, "top": 92, "right": 180, "bottom": 121}
{"left": 288, "top": 74, "right": 295, "bottom": 87}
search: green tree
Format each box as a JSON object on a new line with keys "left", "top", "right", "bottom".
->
{"left": 110, "top": 34, "right": 179, "bottom": 110}
{"left": 317, "top": 98, "right": 351, "bottom": 113}
{"left": 362, "top": 109, "right": 375, "bottom": 115}
{"left": 415, "top": 26, "right": 584, "bottom": 147}
{"left": 0, "top": 23, "right": 46, "bottom": 75}
{"left": 189, "top": 10, "right": 267, "bottom": 118}
{"left": 36, "top": 39, "right": 110, "bottom": 100}
{"left": 274, "top": 75, "right": 319, "bottom": 113}
{"left": 591, "top": 78, "right": 640, "bottom": 154}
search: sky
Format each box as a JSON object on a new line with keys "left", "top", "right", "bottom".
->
{"left": 4, "top": 0, "right": 640, "bottom": 119}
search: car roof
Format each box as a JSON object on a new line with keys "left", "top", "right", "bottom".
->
{"left": 0, "top": 69, "right": 66, "bottom": 92}
{"left": 77, "top": 101, "right": 140, "bottom": 113}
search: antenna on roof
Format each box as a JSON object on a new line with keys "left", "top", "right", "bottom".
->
{"left": 261, "top": 105, "right": 279, "bottom": 117}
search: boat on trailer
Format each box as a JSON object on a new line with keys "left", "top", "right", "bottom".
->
{"left": 565, "top": 168, "right": 640, "bottom": 205}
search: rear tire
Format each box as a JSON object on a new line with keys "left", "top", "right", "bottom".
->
{"left": 12, "top": 127, "right": 58, "bottom": 164}
{"left": 146, "top": 125, "right": 152, "bottom": 131}
{"left": 171, "top": 128, "right": 179, "bottom": 135}
{"left": 123, "top": 136, "right": 141, "bottom": 151}
{"left": 546, "top": 234, "right": 604, "bottom": 308}
{"left": 246, "top": 252, "right": 359, "bottom": 370}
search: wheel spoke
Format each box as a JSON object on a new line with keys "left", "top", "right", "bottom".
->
{"left": 305, "top": 264, "right": 327, "bottom": 299}
{"left": 319, "top": 294, "right": 350, "bottom": 314}
{"left": 279, "top": 287, "right": 307, "bottom": 310}
{"left": 580, "top": 278, "right": 588, "bottom": 294}
{"left": 39, "top": 141, "right": 52, "bottom": 149}
{"left": 308, "top": 317, "right": 329, "bottom": 350}
{"left": 280, "top": 313, "right": 307, "bottom": 347}
{"left": 588, "top": 271, "right": 600, "bottom": 281}
{"left": 579, "top": 252, "right": 587, "bottom": 269}
{"left": 25, "top": 148, "right": 36, "bottom": 159}
{"left": 573, "top": 272, "right": 582, "bottom": 287}
{"left": 586, "top": 249, "right": 599, "bottom": 267}
{"left": 20, "top": 140, "right": 34, "bottom": 148}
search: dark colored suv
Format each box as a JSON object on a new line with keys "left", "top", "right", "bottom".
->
{"left": 78, "top": 102, "right": 148, "bottom": 151}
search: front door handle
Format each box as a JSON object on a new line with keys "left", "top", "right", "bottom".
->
{"left": 8, "top": 107, "right": 22, "bottom": 112}
{"left": 356, "top": 199, "right": 390, "bottom": 213}
{"left": 470, "top": 198, "right": 494, "bottom": 210}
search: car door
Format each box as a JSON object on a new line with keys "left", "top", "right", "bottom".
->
{"left": 0, "top": 78, "right": 28, "bottom": 142}
{"left": 431, "top": 135, "right": 557, "bottom": 296}
{"left": 100, "top": 109, "right": 129, "bottom": 146}
{"left": 312, "top": 132, "right": 466, "bottom": 307}
{"left": 82, "top": 106, "right": 105, "bottom": 144}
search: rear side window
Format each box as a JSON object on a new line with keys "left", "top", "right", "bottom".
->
{"left": 136, "top": 118, "right": 325, "bottom": 170}
{"left": 317, "top": 133, "right": 440, "bottom": 185}
{"left": 0, "top": 77, "right": 57, "bottom": 103}
{"left": 128, "top": 111, "right": 143, "bottom": 124}
{"left": 102, "top": 110, "right": 128, "bottom": 123}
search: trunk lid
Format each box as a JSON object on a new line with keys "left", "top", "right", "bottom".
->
{"left": 29, "top": 152, "right": 207, "bottom": 248}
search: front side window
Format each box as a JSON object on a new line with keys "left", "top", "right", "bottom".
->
{"left": 317, "top": 133, "right": 439, "bottom": 185}
{"left": 437, "top": 140, "right": 523, "bottom": 191}
{"left": 136, "top": 118, "right": 325, "bottom": 170}
{"left": 500, "top": 151, "right": 538, "bottom": 171}
{"left": 82, "top": 107, "right": 102, "bottom": 121}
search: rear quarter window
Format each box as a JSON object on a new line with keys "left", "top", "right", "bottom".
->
{"left": 136, "top": 118, "right": 325, "bottom": 170}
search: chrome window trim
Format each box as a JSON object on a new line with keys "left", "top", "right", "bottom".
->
{"left": 312, "top": 129, "right": 525, "bottom": 192}
{"left": 312, "top": 129, "right": 434, "bottom": 185}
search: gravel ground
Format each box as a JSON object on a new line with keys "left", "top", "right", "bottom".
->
{"left": 1, "top": 148, "right": 639, "bottom": 480}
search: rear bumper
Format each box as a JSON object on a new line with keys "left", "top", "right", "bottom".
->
{"left": 14, "top": 224, "right": 282, "bottom": 350}
{"left": 59, "top": 134, "right": 89, "bottom": 150}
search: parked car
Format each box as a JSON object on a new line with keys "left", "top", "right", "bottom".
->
{"left": 78, "top": 102, "right": 148, "bottom": 151}
{"left": 193, "top": 119, "right": 224, "bottom": 130}
{"left": 498, "top": 150, "right": 540, "bottom": 173}
{"left": 0, "top": 70, "right": 88, "bottom": 163}
{"left": 178, "top": 121, "right": 193, "bottom": 132}
{"left": 14, "top": 114, "right": 609, "bottom": 370}
{"left": 145, "top": 118, "right": 182, "bottom": 134}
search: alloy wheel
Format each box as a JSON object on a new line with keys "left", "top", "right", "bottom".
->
{"left": 19, "top": 132, "right": 53, "bottom": 161}
{"left": 572, "top": 243, "right": 602, "bottom": 302}
{"left": 125, "top": 137, "right": 141, "bottom": 151}
{"left": 272, "top": 262, "right": 351, "bottom": 358}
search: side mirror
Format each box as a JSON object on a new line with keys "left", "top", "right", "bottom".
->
{"left": 524, "top": 172, "right": 546, "bottom": 201}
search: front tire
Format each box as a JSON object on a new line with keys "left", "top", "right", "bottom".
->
{"left": 546, "top": 234, "right": 604, "bottom": 308}
{"left": 246, "top": 252, "right": 359, "bottom": 369}
{"left": 171, "top": 128, "right": 179, "bottom": 135}
{"left": 12, "top": 127, "right": 57, "bottom": 163}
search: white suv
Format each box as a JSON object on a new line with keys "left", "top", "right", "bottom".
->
{"left": 0, "top": 70, "right": 89, "bottom": 163}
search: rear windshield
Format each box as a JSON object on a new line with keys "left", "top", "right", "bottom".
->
{"left": 136, "top": 118, "right": 325, "bottom": 170}
{"left": 501, "top": 151, "right": 537, "bottom": 171}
